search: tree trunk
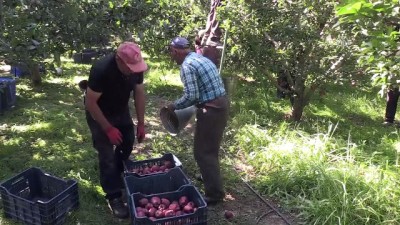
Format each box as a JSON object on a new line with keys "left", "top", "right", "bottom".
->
{"left": 291, "top": 77, "right": 306, "bottom": 121}
{"left": 54, "top": 52, "right": 61, "bottom": 67}
{"left": 30, "top": 63, "right": 41, "bottom": 86}
{"left": 291, "top": 95, "right": 305, "bottom": 121}
{"left": 291, "top": 77, "right": 316, "bottom": 121}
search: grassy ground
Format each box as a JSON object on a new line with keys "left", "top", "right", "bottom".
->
{"left": 1, "top": 57, "right": 400, "bottom": 225}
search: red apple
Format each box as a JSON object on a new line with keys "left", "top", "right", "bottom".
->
{"left": 224, "top": 210, "right": 234, "bottom": 220}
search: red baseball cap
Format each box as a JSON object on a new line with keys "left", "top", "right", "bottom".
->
{"left": 116, "top": 42, "right": 148, "bottom": 73}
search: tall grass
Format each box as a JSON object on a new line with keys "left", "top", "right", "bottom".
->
{"left": 230, "top": 79, "right": 400, "bottom": 224}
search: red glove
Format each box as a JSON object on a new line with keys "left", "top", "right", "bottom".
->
{"left": 106, "top": 127, "right": 122, "bottom": 145}
{"left": 137, "top": 123, "right": 145, "bottom": 143}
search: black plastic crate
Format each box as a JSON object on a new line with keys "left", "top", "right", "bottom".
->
{"left": 124, "top": 167, "right": 191, "bottom": 197}
{"left": 0, "top": 167, "right": 79, "bottom": 225}
{"left": 130, "top": 185, "right": 207, "bottom": 225}
{"left": 124, "top": 167, "right": 191, "bottom": 214}
{"left": 124, "top": 153, "right": 182, "bottom": 177}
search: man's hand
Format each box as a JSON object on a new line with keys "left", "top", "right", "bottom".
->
{"left": 137, "top": 123, "right": 145, "bottom": 143}
{"left": 106, "top": 127, "right": 123, "bottom": 145}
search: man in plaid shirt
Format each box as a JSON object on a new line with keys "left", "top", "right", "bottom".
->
{"left": 166, "top": 37, "right": 229, "bottom": 205}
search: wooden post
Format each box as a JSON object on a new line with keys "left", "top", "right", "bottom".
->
{"left": 218, "top": 29, "right": 229, "bottom": 75}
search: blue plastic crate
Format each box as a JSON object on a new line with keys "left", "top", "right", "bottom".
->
{"left": 10, "top": 66, "right": 23, "bottom": 77}
{"left": 0, "top": 77, "right": 16, "bottom": 108}
{"left": 0, "top": 167, "right": 79, "bottom": 225}
{"left": 0, "top": 84, "right": 6, "bottom": 114}
{"left": 124, "top": 153, "right": 183, "bottom": 177}
{"left": 130, "top": 185, "right": 207, "bottom": 225}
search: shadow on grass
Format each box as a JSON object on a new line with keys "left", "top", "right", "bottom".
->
{"left": 0, "top": 78, "right": 92, "bottom": 177}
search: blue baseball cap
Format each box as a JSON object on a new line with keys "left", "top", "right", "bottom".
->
{"left": 170, "top": 37, "right": 190, "bottom": 49}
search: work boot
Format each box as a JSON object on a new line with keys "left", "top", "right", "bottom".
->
{"left": 121, "top": 188, "right": 128, "bottom": 204}
{"left": 204, "top": 196, "right": 224, "bottom": 206}
{"left": 382, "top": 121, "right": 394, "bottom": 126}
{"left": 108, "top": 198, "right": 129, "bottom": 219}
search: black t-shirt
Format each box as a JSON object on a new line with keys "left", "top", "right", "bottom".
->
{"left": 88, "top": 53, "right": 144, "bottom": 117}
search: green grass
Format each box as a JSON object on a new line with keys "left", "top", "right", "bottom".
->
{"left": 230, "top": 79, "right": 400, "bottom": 224}
{"left": 1, "top": 57, "right": 400, "bottom": 225}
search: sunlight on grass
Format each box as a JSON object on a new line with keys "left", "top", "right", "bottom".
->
{"left": 33, "top": 153, "right": 41, "bottom": 160}
{"left": 31, "top": 92, "right": 45, "bottom": 98}
{"left": 47, "top": 77, "right": 67, "bottom": 84}
{"left": 394, "top": 142, "right": 400, "bottom": 166}
{"left": 146, "top": 69, "right": 182, "bottom": 87}
{"left": 72, "top": 75, "right": 89, "bottom": 84}
{"left": 16, "top": 83, "right": 32, "bottom": 91}
{"left": 2, "top": 137, "right": 24, "bottom": 146}
{"left": 11, "top": 122, "right": 50, "bottom": 133}
{"left": 311, "top": 105, "right": 338, "bottom": 118}
{"left": 32, "top": 138, "right": 47, "bottom": 148}
{"left": 69, "top": 128, "right": 84, "bottom": 142}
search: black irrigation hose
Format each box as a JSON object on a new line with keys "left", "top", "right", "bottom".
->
{"left": 223, "top": 148, "right": 293, "bottom": 224}
{"left": 256, "top": 209, "right": 274, "bottom": 224}
{"left": 241, "top": 178, "right": 293, "bottom": 225}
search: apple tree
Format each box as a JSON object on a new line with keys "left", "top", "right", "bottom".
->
{"left": 0, "top": 0, "right": 132, "bottom": 85}
{"left": 336, "top": 1, "right": 400, "bottom": 95}
{"left": 219, "top": 0, "right": 357, "bottom": 121}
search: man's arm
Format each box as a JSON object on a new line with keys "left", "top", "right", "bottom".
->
{"left": 85, "top": 87, "right": 112, "bottom": 131}
{"left": 134, "top": 83, "right": 145, "bottom": 143}
{"left": 174, "top": 65, "right": 199, "bottom": 109}
{"left": 134, "top": 83, "right": 145, "bottom": 125}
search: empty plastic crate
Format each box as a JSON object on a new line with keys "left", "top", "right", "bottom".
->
{"left": 0, "top": 77, "right": 16, "bottom": 108}
{"left": 130, "top": 185, "right": 207, "bottom": 225}
{"left": 124, "top": 153, "right": 182, "bottom": 177}
{"left": 0, "top": 167, "right": 79, "bottom": 225}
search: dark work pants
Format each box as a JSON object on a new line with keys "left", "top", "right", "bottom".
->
{"left": 385, "top": 88, "right": 400, "bottom": 123}
{"left": 194, "top": 96, "right": 229, "bottom": 200}
{"left": 86, "top": 110, "right": 135, "bottom": 200}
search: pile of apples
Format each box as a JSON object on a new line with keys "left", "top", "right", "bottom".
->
{"left": 135, "top": 195, "right": 199, "bottom": 222}
{"left": 129, "top": 160, "right": 174, "bottom": 176}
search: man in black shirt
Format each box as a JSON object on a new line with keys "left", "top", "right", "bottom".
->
{"left": 85, "top": 42, "right": 147, "bottom": 219}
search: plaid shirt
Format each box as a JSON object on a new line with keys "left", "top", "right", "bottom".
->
{"left": 174, "top": 52, "right": 226, "bottom": 109}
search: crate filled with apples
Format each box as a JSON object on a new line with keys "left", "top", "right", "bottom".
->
{"left": 124, "top": 153, "right": 183, "bottom": 177}
{"left": 124, "top": 167, "right": 191, "bottom": 209}
{"left": 130, "top": 185, "right": 207, "bottom": 225}
{"left": 124, "top": 167, "right": 191, "bottom": 196}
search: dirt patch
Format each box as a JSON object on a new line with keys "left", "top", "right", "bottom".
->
{"left": 206, "top": 183, "right": 298, "bottom": 225}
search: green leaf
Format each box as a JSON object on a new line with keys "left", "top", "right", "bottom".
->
{"left": 108, "top": 1, "right": 114, "bottom": 9}
{"left": 337, "top": 2, "right": 363, "bottom": 15}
